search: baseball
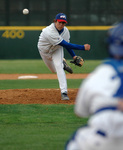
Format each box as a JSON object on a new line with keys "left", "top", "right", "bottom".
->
{"left": 23, "top": 8, "right": 29, "bottom": 15}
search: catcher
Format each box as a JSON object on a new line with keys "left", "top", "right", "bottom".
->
{"left": 38, "top": 13, "right": 90, "bottom": 100}
{"left": 65, "top": 20, "right": 123, "bottom": 150}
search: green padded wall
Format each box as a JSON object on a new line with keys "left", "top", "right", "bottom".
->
{"left": 0, "top": 26, "right": 109, "bottom": 59}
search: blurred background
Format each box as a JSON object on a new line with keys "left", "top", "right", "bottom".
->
{"left": 0, "top": 0, "right": 123, "bottom": 59}
{"left": 0, "top": 0, "right": 123, "bottom": 26}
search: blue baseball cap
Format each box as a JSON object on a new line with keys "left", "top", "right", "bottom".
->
{"left": 55, "top": 13, "right": 67, "bottom": 23}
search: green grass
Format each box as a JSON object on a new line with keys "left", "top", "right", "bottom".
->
{"left": 0, "top": 79, "right": 83, "bottom": 90}
{"left": 0, "top": 104, "right": 88, "bottom": 150}
{"left": 0, "top": 59, "right": 102, "bottom": 74}
{"left": 0, "top": 59, "right": 98, "bottom": 150}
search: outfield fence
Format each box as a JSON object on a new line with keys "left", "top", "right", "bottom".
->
{"left": 0, "top": 26, "right": 110, "bottom": 59}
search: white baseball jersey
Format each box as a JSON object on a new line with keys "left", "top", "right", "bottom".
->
{"left": 75, "top": 59, "right": 123, "bottom": 117}
{"left": 75, "top": 59, "right": 123, "bottom": 136}
{"left": 38, "top": 23, "right": 70, "bottom": 57}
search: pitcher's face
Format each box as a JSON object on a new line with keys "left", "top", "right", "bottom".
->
{"left": 55, "top": 21, "right": 66, "bottom": 31}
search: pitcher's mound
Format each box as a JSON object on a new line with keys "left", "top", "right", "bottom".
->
{"left": 0, "top": 89, "right": 78, "bottom": 105}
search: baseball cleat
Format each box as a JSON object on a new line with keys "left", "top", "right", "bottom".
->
{"left": 63, "top": 58, "right": 73, "bottom": 74}
{"left": 61, "top": 93, "right": 69, "bottom": 100}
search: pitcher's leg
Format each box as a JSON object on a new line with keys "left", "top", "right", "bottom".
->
{"left": 52, "top": 48, "right": 67, "bottom": 94}
{"left": 39, "top": 52, "right": 56, "bottom": 73}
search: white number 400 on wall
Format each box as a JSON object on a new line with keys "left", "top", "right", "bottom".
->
{"left": 2, "top": 30, "right": 25, "bottom": 39}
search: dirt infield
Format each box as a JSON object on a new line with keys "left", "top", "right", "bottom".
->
{"left": 0, "top": 74, "right": 88, "bottom": 80}
{"left": 0, "top": 74, "right": 88, "bottom": 105}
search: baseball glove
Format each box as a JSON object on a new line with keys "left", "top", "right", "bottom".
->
{"left": 70, "top": 56, "right": 84, "bottom": 67}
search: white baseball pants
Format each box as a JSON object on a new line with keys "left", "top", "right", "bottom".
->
{"left": 38, "top": 48, "right": 67, "bottom": 94}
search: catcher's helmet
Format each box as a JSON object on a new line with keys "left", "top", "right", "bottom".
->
{"left": 108, "top": 21, "right": 123, "bottom": 57}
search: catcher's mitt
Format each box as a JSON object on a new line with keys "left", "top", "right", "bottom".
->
{"left": 70, "top": 56, "right": 84, "bottom": 67}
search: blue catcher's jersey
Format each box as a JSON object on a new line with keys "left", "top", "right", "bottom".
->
{"left": 104, "top": 59, "right": 123, "bottom": 98}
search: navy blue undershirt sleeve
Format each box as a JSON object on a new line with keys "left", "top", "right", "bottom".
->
{"left": 59, "top": 40, "right": 85, "bottom": 50}
{"left": 66, "top": 48, "right": 76, "bottom": 57}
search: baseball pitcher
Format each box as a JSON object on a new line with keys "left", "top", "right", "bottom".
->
{"left": 37, "top": 13, "right": 90, "bottom": 100}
